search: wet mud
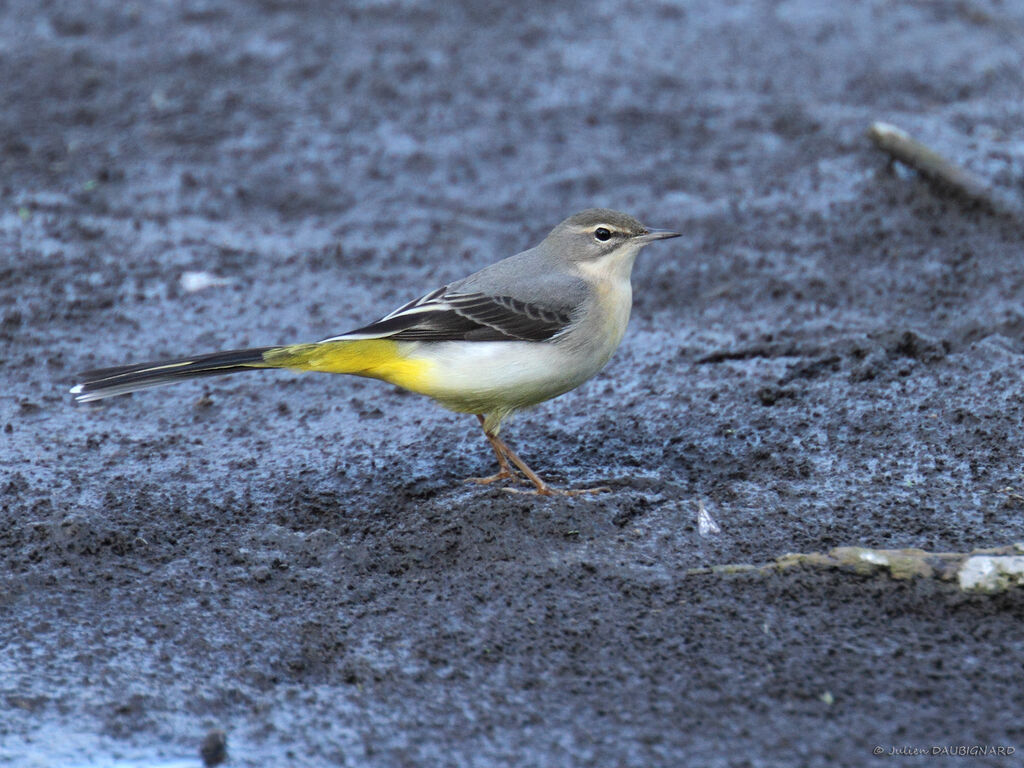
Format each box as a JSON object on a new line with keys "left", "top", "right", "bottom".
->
{"left": 3, "top": 1, "right": 1024, "bottom": 765}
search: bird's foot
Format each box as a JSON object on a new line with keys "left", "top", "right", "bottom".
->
{"left": 470, "top": 415, "right": 611, "bottom": 496}
{"left": 503, "top": 484, "right": 612, "bottom": 497}
{"left": 465, "top": 470, "right": 516, "bottom": 486}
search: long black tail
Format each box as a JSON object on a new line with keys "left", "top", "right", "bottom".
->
{"left": 70, "top": 347, "right": 276, "bottom": 402}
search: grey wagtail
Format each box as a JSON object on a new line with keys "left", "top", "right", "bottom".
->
{"left": 71, "top": 209, "right": 680, "bottom": 495}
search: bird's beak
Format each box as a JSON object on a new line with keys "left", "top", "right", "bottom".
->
{"left": 637, "top": 229, "right": 681, "bottom": 243}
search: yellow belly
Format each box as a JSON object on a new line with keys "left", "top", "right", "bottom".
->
{"left": 261, "top": 337, "right": 595, "bottom": 419}
{"left": 262, "top": 339, "right": 439, "bottom": 395}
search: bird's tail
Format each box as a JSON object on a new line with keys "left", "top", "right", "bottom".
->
{"left": 70, "top": 346, "right": 279, "bottom": 402}
{"left": 70, "top": 339, "right": 434, "bottom": 402}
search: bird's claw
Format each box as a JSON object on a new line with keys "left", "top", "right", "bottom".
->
{"left": 502, "top": 484, "right": 612, "bottom": 497}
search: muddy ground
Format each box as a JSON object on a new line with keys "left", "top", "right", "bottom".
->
{"left": 3, "top": 1, "right": 1024, "bottom": 766}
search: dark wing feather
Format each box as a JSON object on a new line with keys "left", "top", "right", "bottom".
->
{"left": 335, "top": 289, "right": 573, "bottom": 343}
{"left": 445, "top": 293, "right": 571, "bottom": 341}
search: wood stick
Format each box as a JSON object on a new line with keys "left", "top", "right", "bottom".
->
{"left": 867, "top": 121, "right": 1022, "bottom": 218}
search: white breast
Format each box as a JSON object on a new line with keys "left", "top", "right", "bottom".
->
{"left": 405, "top": 339, "right": 595, "bottom": 416}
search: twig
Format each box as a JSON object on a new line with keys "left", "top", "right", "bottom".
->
{"left": 686, "top": 542, "right": 1024, "bottom": 594}
{"left": 868, "top": 121, "right": 1022, "bottom": 218}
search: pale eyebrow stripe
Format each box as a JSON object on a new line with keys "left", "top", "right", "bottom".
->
{"left": 569, "top": 224, "right": 617, "bottom": 235}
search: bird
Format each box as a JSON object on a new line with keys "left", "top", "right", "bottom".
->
{"left": 70, "top": 208, "right": 680, "bottom": 495}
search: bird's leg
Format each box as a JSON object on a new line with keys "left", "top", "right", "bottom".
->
{"left": 465, "top": 414, "right": 518, "bottom": 485}
{"left": 486, "top": 425, "right": 611, "bottom": 497}
{"left": 489, "top": 433, "right": 558, "bottom": 495}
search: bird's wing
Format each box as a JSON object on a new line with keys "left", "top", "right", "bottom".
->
{"left": 322, "top": 285, "right": 575, "bottom": 343}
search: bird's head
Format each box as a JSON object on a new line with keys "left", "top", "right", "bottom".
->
{"left": 544, "top": 208, "right": 680, "bottom": 278}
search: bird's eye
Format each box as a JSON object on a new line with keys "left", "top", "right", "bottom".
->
{"left": 594, "top": 227, "right": 611, "bottom": 241}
